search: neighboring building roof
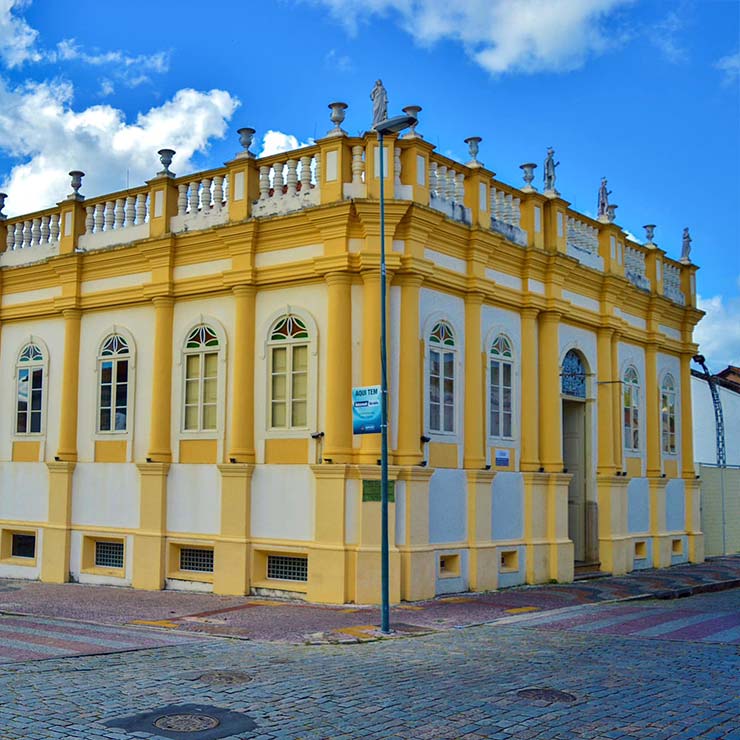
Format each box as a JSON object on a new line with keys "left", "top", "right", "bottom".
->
{"left": 692, "top": 365, "right": 740, "bottom": 394}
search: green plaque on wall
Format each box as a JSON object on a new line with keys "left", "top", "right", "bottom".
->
{"left": 362, "top": 479, "right": 395, "bottom": 502}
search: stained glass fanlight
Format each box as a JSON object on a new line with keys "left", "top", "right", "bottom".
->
{"left": 271, "top": 315, "right": 309, "bottom": 341}
{"left": 429, "top": 321, "right": 455, "bottom": 347}
{"left": 186, "top": 325, "right": 219, "bottom": 349}
{"left": 561, "top": 349, "right": 587, "bottom": 398}
{"left": 100, "top": 334, "right": 129, "bottom": 356}
{"left": 19, "top": 344, "right": 43, "bottom": 363}
{"left": 491, "top": 334, "right": 512, "bottom": 358}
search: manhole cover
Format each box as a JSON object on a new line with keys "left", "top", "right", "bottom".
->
{"left": 517, "top": 688, "right": 576, "bottom": 703}
{"left": 154, "top": 713, "right": 220, "bottom": 731}
{"left": 197, "top": 670, "right": 252, "bottom": 686}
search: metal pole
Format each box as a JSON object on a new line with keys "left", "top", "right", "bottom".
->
{"left": 378, "top": 132, "right": 390, "bottom": 634}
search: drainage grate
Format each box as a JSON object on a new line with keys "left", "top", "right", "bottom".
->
{"left": 517, "top": 687, "right": 576, "bottom": 703}
{"left": 197, "top": 670, "right": 252, "bottom": 686}
{"left": 154, "top": 713, "right": 220, "bottom": 732}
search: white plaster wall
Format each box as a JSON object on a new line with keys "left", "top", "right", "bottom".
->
{"left": 0, "top": 463, "right": 48, "bottom": 522}
{"left": 619, "top": 342, "right": 647, "bottom": 473}
{"left": 254, "top": 285, "right": 327, "bottom": 456}
{"left": 251, "top": 465, "right": 314, "bottom": 541}
{"left": 562, "top": 290, "right": 599, "bottom": 313}
{"left": 665, "top": 478, "right": 685, "bottom": 532}
{"left": 491, "top": 472, "right": 524, "bottom": 541}
{"left": 419, "top": 288, "right": 465, "bottom": 449}
{"left": 71, "top": 463, "right": 140, "bottom": 529}
{"left": 481, "top": 305, "right": 522, "bottom": 459}
{"left": 627, "top": 478, "right": 650, "bottom": 533}
{"left": 692, "top": 377, "right": 740, "bottom": 466}
{"left": 657, "top": 352, "right": 682, "bottom": 473}
{"left": 0, "top": 317, "right": 65, "bottom": 461}
{"left": 428, "top": 469, "right": 467, "bottom": 544}
{"left": 560, "top": 324, "right": 598, "bottom": 481}
{"left": 77, "top": 305, "right": 155, "bottom": 462}
{"left": 167, "top": 464, "right": 221, "bottom": 535}
{"left": 172, "top": 296, "right": 235, "bottom": 462}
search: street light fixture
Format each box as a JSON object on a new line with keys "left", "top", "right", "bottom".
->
{"left": 375, "top": 113, "right": 417, "bottom": 635}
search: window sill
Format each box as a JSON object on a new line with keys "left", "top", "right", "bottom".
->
{"left": 252, "top": 577, "right": 308, "bottom": 593}
{"left": 81, "top": 566, "right": 125, "bottom": 578}
{"left": 167, "top": 569, "right": 214, "bottom": 583}
{"left": 0, "top": 557, "right": 36, "bottom": 567}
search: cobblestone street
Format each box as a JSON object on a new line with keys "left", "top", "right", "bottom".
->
{"left": 2, "top": 589, "right": 739, "bottom": 739}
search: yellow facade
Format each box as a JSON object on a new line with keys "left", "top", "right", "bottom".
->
{"left": 0, "top": 112, "right": 703, "bottom": 603}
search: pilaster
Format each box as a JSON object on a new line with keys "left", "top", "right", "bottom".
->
{"left": 323, "top": 272, "right": 353, "bottom": 462}
{"left": 597, "top": 476, "right": 630, "bottom": 574}
{"left": 645, "top": 342, "right": 661, "bottom": 477}
{"left": 358, "top": 267, "right": 382, "bottom": 463}
{"left": 684, "top": 478, "right": 704, "bottom": 563}
{"left": 466, "top": 469, "right": 496, "bottom": 592}
{"left": 41, "top": 461, "right": 75, "bottom": 583}
{"left": 147, "top": 175, "right": 179, "bottom": 239}
{"left": 56, "top": 309, "right": 82, "bottom": 461}
{"left": 680, "top": 352, "right": 696, "bottom": 478}
{"left": 520, "top": 306, "right": 540, "bottom": 471}
{"left": 147, "top": 296, "right": 174, "bottom": 462}
{"left": 538, "top": 311, "right": 562, "bottom": 472}
{"left": 463, "top": 292, "right": 485, "bottom": 469}
{"left": 226, "top": 154, "right": 258, "bottom": 222}
{"left": 57, "top": 196, "right": 86, "bottom": 255}
{"left": 133, "top": 463, "right": 169, "bottom": 590}
{"left": 228, "top": 286, "right": 256, "bottom": 463}
{"left": 596, "top": 327, "right": 616, "bottom": 475}
{"left": 397, "top": 466, "right": 434, "bottom": 601}
{"left": 214, "top": 464, "right": 254, "bottom": 595}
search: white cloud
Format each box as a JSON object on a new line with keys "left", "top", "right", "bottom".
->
{"left": 650, "top": 8, "right": 687, "bottom": 64}
{"left": 0, "top": 79, "right": 239, "bottom": 214}
{"left": 259, "top": 130, "right": 314, "bottom": 157}
{"left": 310, "top": 0, "right": 633, "bottom": 75}
{"left": 696, "top": 286, "right": 740, "bottom": 370}
{"left": 324, "top": 48, "right": 353, "bottom": 72}
{"left": 0, "top": 0, "right": 40, "bottom": 67}
{"left": 715, "top": 51, "right": 740, "bottom": 86}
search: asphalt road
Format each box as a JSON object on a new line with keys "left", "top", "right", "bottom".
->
{"left": 1, "top": 589, "right": 738, "bottom": 739}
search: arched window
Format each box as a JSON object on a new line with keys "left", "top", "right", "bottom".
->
{"left": 98, "top": 334, "right": 130, "bottom": 433}
{"left": 428, "top": 321, "right": 456, "bottom": 434}
{"left": 490, "top": 334, "right": 513, "bottom": 438}
{"left": 183, "top": 324, "right": 219, "bottom": 432}
{"left": 561, "top": 349, "right": 587, "bottom": 399}
{"left": 268, "top": 314, "right": 309, "bottom": 429}
{"left": 661, "top": 373, "right": 676, "bottom": 454}
{"left": 623, "top": 366, "right": 640, "bottom": 451}
{"left": 16, "top": 343, "right": 44, "bottom": 435}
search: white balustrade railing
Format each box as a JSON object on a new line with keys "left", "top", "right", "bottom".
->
{"left": 566, "top": 215, "right": 603, "bottom": 271}
{"left": 85, "top": 193, "right": 149, "bottom": 236}
{"left": 429, "top": 160, "right": 470, "bottom": 224}
{"left": 625, "top": 245, "right": 651, "bottom": 291}
{"left": 6, "top": 213, "right": 61, "bottom": 251}
{"left": 252, "top": 153, "right": 320, "bottom": 217}
{"left": 662, "top": 262, "right": 685, "bottom": 305}
{"left": 176, "top": 174, "right": 228, "bottom": 217}
{"left": 490, "top": 187, "right": 526, "bottom": 246}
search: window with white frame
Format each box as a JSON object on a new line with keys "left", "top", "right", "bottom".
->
{"left": 268, "top": 314, "right": 309, "bottom": 429}
{"left": 428, "top": 321, "right": 456, "bottom": 434}
{"left": 16, "top": 343, "right": 44, "bottom": 435}
{"left": 661, "top": 373, "right": 677, "bottom": 454}
{"left": 489, "top": 334, "right": 514, "bottom": 438}
{"left": 97, "top": 334, "right": 130, "bottom": 433}
{"left": 183, "top": 325, "right": 219, "bottom": 432}
{"left": 623, "top": 366, "right": 641, "bottom": 452}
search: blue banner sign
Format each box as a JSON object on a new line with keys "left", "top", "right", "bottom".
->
{"left": 352, "top": 385, "right": 382, "bottom": 434}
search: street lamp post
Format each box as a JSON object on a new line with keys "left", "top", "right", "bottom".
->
{"left": 375, "top": 114, "right": 417, "bottom": 634}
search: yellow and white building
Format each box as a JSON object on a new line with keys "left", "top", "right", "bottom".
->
{"left": 0, "top": 109, "right": 704, "bottom": 603}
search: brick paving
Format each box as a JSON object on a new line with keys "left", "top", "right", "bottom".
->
{"left": 1, "top": 589, "right": 739, "bottom": 739}
{"left": 0, "top": 556, "right": 738, "bottom": 644}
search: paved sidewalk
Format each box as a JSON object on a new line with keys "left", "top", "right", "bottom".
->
{"left": 1, "top": 556, "right": 738, "bottom": 645}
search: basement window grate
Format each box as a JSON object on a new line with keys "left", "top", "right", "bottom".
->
{"left": 180, "top": 547, "right": 214, "bottom": 573}
{"left": 11, "top": 533, "right": 35, "bottom": 559}
{"left": 267, "top": 555, "right": 308, "bottom": 582}
{"left": 95, "top": 541, "right": 124, "bottom": 569}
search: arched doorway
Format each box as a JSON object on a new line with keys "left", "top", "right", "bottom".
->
{"left": 560, "top": 349, "right": 595, "bottom": 565}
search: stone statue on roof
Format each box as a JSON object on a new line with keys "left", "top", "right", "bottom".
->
{"left": 681, "top": 227, "right": 692, "bottom": 263}
{"left": 371, "top": 79, "right": 388, "bottom": 129}
{"left": 597, "top": 177, "right": 612, "bottom": 218}
{"left": 544, "top": 147, "right": 559, "bottom": 192}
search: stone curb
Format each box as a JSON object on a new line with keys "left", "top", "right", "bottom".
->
{"left": 652, "top": 577, "right": 740, "bottom": 600}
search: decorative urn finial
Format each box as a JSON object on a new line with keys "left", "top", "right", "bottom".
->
{"left": 464, "top": 136, "right": 482, "bottom": 166}
{"left": 157, "top": 148, "right": 176, "bottom": 177}
{"left": 643, "top": 224, "right": 656, "bottom": 246}
{"left": 520, "top": 163, "right": 537, "bottom": 191}
{"left": 236, "top": 127, "right": 256, "bottom": 157}
{"left": 327, "top": 102, "right": 348, "bottom": 137}
{"left": 68, "top": 170, "right": 85, "bottom": 200}
{"left": 402, "top": 105, "right": 422, "bottom": 138}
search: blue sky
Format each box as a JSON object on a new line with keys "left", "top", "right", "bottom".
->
{"left": 0, "top": 0, "right": 738, "bottom": 367}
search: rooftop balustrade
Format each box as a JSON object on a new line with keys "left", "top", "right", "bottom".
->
{"left": 0, "top": 99, "right": 697, "bottom": 310}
